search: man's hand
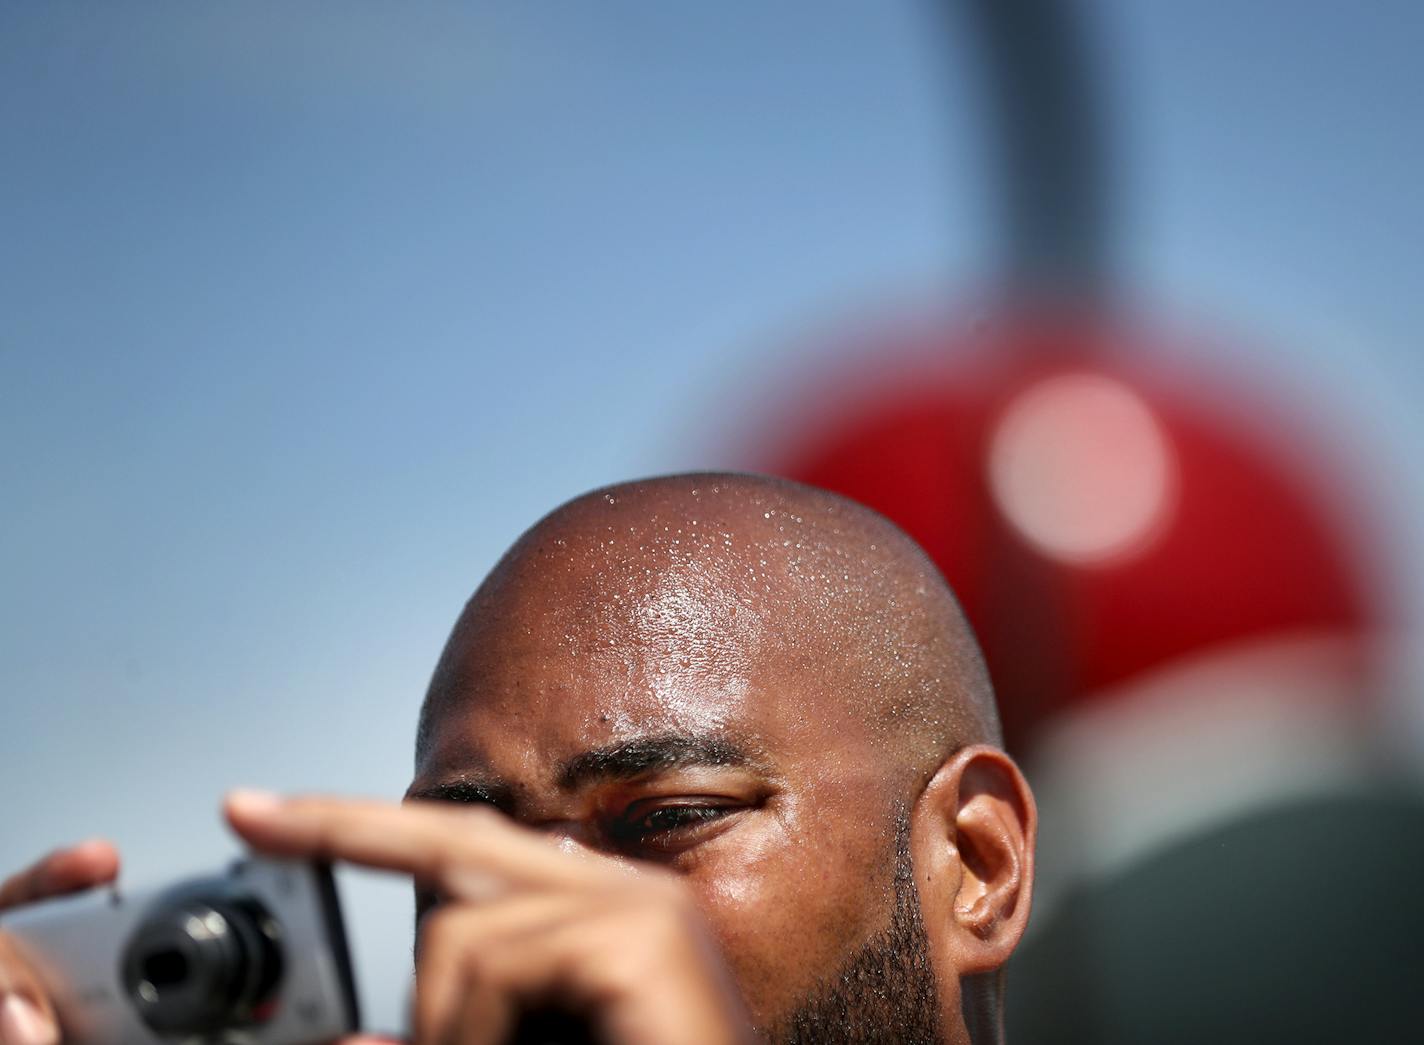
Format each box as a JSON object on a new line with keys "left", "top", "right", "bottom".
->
{"left": 224, "top": 792, "right": 754, "bottom": 1045}
{"left": 0, "top": 842, "right": 120, "bottom": 1045}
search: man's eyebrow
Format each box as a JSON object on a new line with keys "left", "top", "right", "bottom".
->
{"left": 556, "top": 733, "right": 762, "bottom": 791}
{"left": 405, "top": 778, "right": 515, "bottom": 811}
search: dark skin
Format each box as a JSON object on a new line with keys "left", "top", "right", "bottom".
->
{"left": 0, "top": 474, "right": 1035, "bottom": 1045}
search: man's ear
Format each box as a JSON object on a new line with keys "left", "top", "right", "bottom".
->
{"left": 911, "top": 744, "right": 1037, "bottom": 975}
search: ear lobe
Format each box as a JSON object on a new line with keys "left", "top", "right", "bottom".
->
{"left": 912, "top": 745, "right": 1037, "bottom": 975}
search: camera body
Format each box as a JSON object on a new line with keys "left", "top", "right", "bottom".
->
{"left": 0, "top": 857, "right": 359, "bottom": 1045}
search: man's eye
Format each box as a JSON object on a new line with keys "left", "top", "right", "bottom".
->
{"left": 616, "top": 804, "right": 736, "bottom": 854}
{"left": 640, "top": 805, "right": 726, "bottom": 833}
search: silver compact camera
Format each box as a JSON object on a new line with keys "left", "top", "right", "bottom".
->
{"left": 0, "top": 857, "right": 359, "bottom": 1045}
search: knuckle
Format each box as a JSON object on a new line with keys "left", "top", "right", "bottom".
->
{"left": 427, "top": 847, "right": 466, "bottom": 897}
{"left": 429, "top": 851, "right": 504, "bottom": 904}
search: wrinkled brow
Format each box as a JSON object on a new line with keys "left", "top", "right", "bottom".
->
{"left": 555, "top": 733, "right": 764, "bottom": 791}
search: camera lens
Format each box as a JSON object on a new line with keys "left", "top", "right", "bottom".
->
{"left": 122, "top": 895, "right": 284, "bottom": 1037}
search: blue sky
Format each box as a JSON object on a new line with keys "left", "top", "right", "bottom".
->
{"left": 2, "top": 2, "right": 1421, "bottom": 1030}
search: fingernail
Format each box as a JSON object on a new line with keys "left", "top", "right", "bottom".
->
{"left": 227, "top": 789, "right": 284, "bottom": 816}
{"left": 69, "top": 838, "right": 114, "bottom": 860}
{"left": 0, "top": 995, "right": 57, "bottom": 1045}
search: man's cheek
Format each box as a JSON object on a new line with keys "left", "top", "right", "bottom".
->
{"left": 682, "top": 835, "right": 875, "bottom": 1027}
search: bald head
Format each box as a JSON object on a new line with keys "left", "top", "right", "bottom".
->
{"left": 409, "top": 474, "right": 1032, "bottom": 1044}
{"left": 417, "top": 472, "right": 998, "bottom": 776}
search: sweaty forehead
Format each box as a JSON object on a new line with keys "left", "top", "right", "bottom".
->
{"left": 417, "top": 476, "right": 984, "bottom": 780}
{"left": 476, "top": 484, "right": 847, "bottom": 653}
{"left": 432, "top": 486, "right": 851, "bottom": 719}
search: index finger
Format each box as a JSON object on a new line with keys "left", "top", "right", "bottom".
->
{"left": 223, "top": 792, "right": 590, "bottom": 898}
{"left": 0, "top": 841, "right": 120, "bottom": 911}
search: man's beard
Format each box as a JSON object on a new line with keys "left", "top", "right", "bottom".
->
{"left": 770, "top": 820, "right": 942, "bottom": 1045}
